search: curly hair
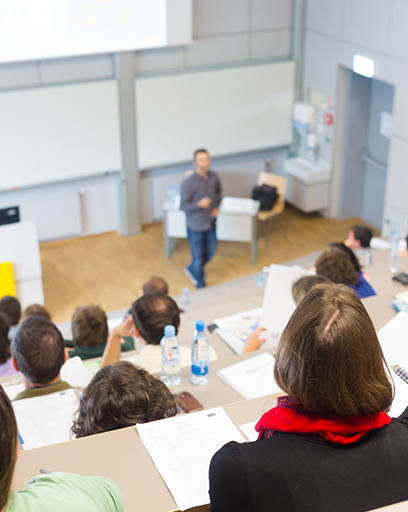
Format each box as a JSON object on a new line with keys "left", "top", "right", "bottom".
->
{"left": 71, "top": 361, "right": 177, "bottom": 438}
{"left": 315, "top": 250, "right": 359, "bottom": 286}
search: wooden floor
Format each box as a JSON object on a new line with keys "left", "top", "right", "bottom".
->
{"left": 40, "top": 205, "right": 377, "bottom": 323}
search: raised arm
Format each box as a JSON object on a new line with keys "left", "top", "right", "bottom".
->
{"left": 101, "top": 316, "right": 133, "bottom": 368}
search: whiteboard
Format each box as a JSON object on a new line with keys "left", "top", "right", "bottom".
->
{"left": 0, "top": 80, "right": 122, "bottom": 190}
{"left": 135, "top": 61, "right": 295, "bottom": 169}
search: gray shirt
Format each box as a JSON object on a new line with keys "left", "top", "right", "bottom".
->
{"left": 180, "top": 170, "right": 222, "bottom": 231}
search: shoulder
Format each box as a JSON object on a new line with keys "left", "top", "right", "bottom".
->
{"left": 393, "top": 407, "right": 408, "bottom": 426}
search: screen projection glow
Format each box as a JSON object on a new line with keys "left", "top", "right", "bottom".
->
{"left": 0, "top": 0, "right": 167, "bottom": 63}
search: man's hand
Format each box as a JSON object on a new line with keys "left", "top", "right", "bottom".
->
{"left": 112, "top": 316, "right": 132, "bottom": 340}
{"left": 243, "top": 326, "right": 267, "bottom": 353}
{"left": 210, "top": 207, "right": 219, "bottom": 218}
{"left": 101, "top": 315, "right": 134, "bottom": 367}
{"left": 197, "top": 197, "right": 212, "bottom": 209}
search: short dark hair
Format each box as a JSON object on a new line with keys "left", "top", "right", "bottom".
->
{"left": 131, "top": 292, "right": 180, "bottom": 345}
{"left": 72, "top": 305, "right": 108, "bottom": 347}
{"left": 71, "top": 361, "right": 177, "bottom": 438}
{"left": 193, "top": 148, "right": 209, "bottom": 159}
{"left": 142, "top": 276, "right": 169, "bottom": 296}
{"left": 274, "top": 283, "right": 393, "bottom": 416}
{"left": 0, "top": 386, "right": 17, "bottom": 510}
{"left": 292, "top": 275, "right": 330, "bottom": 305}
{"left": 351, "top": 225, "right": 373, "bottom": 248}
{"left": 0, "top": 296, "right": 21, "bottom": 327}
{"left": 12, "top": 316, "right": 65, "bottom": 384}
{"left": 23, "top": 304, "right": 52, "bottom": 321}
{"left": 327, "top": 242, "right": 362, "bottom": 273}
{"left": 0, "top": 312, "right": 11, "bottom": 365}
{"left": 315, "top": 250, "right": 359, "bottom": 285}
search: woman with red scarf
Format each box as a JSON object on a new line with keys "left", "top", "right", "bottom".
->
{"left": 209, "top": 283, "right": 408, "bottom": 512}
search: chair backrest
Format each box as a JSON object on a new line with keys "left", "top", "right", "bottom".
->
{"left": 257, "top": 172, "right": 287, "bottom": 212}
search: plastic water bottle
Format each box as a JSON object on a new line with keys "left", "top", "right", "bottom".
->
{"left": 181, "top": 287, "right": 191, "bottom": 313}
{"left": 389, "top": 226, "right": 400, "bottom": 274}
{"left": 160, "top": 325, "right": 181, "bottom": 386}
{"left": 190, "top": 320, "right": 210, "bottom": 385}
{"left": 254, "top": 266, "right": 270, "bottom": 288}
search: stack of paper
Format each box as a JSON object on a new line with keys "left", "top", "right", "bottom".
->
{"left": 137, "top": 407, "right": 245, "bottom": 511}
{"left": 12, "top": 389, "right": 78, "bottom": 450}
{"left": 217, "top": 352, "right": 282, "bottom": 399}
{"left": 377, "top": 312, "right": 408, "bottom": 366}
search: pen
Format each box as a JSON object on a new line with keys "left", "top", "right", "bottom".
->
{"left": 39, "top": 468, "right": 51, "bottom": 474}
{"left": 18, "top": 431, "right": 24, "bottom": 446}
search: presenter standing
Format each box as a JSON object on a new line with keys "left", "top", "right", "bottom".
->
{"left": 181, "top": 149, "right": 222, "bottom": 289}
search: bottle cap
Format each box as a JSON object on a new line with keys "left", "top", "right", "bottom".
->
{"left": 183, "top": 287, "right": 190, "bottom": 293}
{"left": 195, "top": 320, "right": 205, "bottom": 331}
{"left": 164, "top": 325, "right": 176, "bottom": 337}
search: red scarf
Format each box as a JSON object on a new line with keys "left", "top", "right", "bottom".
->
{"left": 255, "top": 396, "right": 391, "bottom": 445}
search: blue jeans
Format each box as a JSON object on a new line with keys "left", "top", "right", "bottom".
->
{"left": 187, "top": 226, "right": 217, "bottom": 288}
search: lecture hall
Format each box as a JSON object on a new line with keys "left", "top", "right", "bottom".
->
{"left": 1, "top": 1, "right": 408, "bottom": 511}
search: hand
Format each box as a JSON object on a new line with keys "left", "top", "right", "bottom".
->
{"left": 197, "top": 197, "right": 212, "bottom": 209}
{"left": 243, "top": 326, "right": 267, "bottom": 353}
{"left": 210, "top": 207, "right": 219, "bottom": 218}
{"left": 112, "top": 316, "right": 133, "bottom": 339}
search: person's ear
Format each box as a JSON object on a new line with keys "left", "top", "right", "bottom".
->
{"left": 11, "top": 356, "right": 19, "bottom": 373}
{"left": 64, "top": 348, "right": 69, "bottom": 363}
{"left": 132, "top": 325, "right": 140, "bottom": 338}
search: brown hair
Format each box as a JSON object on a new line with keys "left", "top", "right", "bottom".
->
{"left": 23, "top": 304, "right": 52, "bottom": 321}
{"left": 0, "top": 295, "right": 21, "bottom": 327}
{"left": 292, "top": 274, "right": 330, "bottom": 305}
{"left": 351, "top": 225, "right": 373, "bottom": 248}
{"left": 0, "top": 385, "right": 18, "bottom": 510}
{"left": 274, "top": 283, "right": 393, "bottom": 417}
{"left": 72, "top": 305, "right": 108, "bottom": 347}
{"left": 142, "top": 276, "right": 169, "bottom": 296}
{"left": 0, "top": 312, "right": 11, "bottom": 365}
{"left": 71, "top": 361, "right": 177, "bottom": 438}
{"left": 315, "top": 250, "right": 359, "bottom": 285}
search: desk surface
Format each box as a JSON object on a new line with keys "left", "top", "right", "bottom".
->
{"left": 13, "top": 393, "right": 281, "bottom": 512}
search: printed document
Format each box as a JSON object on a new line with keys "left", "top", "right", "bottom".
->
{"left": 377, "top": 312, "right": 408, "bottom": 366}
{"left": 217, "top": 352, "right": 282, "bottom": 399}
{"left": 136, "top": 407, "right": 245, "bottom": 511}
{"left": 12, "top": 389, "right": 78, "bottom": 450}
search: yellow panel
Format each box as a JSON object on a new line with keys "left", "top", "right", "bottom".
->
{"left": 0, "top": 262, "right": 16, "bottom": 298}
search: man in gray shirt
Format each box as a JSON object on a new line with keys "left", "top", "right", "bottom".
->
{"left": 180, "top": 149, "right": 222, "bottom": 288}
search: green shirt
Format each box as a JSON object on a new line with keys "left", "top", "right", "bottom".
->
{"left": 6, "top": 472, "right": 124, "bottom": 512}
{"left": 13, "top": 381, "right": 72, "bottom": 401}
{"left": 66, "top": 337, "right": 135, "bottom": 361}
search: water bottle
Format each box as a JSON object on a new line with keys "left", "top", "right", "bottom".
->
{"left": 181, "top": 287, "right": 191, "bottom": 313}
{"left": 190, "top": 320, "right": 210, "bottom": 385}
{"left": 160, "top": 325, "right": 181, "bottom": 386}
{"left": 254, "top": 266, "right": 270, "bottom": 288}
{"left": 389, "top": 226, "right": 400, "bottom": 274}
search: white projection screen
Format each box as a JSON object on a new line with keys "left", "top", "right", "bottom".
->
{"left": 0, "top": 0, "right": 191, "bottom": 64}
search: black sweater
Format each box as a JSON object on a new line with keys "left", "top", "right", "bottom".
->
{"left": 209, "top": 408, "right": 408, "bottom": 512}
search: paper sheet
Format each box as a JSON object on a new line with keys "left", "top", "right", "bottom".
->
{"left": 220, "top": 197, "right": 257, "bottom": 214}
{"left": 137, "top": 407, "right": 245, "bottom": 511}
{"left": 107, "top": 316, "right": 125, "bottom": 332}
{"left": 61, "top": 356, "right": 93, "bottom": 388}
{"left": 239, "top": 420, "right": 258, "bottom": 442}
{"left": 217, "top": 352, "right": 282, "bottom": 399}
{"left": 260, "top": 264, "right": 314, "bottom": 336}
{"left": 2, "top": 379, "right": 25, "bottom": 401}
{"left": 377, "top": 312, "right": 408, "bottom": 366}
{"left": 12, "top": 389, "right": 78, "bottom": 450}
{"left": 389, "top": 373, "right": 408, "bottom": 418}
{"left": 214, "top": 307, "right": 262, "bottom": 354}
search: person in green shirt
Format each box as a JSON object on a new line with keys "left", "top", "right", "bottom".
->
{"left": 0, "top": 385, "right": 124, "bottom": 512}
{"left": 66, "top": 305, "right": 134, "bottom": 361}
{"left": 11, "top": 316, "right": 72, "bottom": 401}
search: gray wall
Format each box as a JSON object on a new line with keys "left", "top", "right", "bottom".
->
{"left": 303, "top": 0, "right": 408, "bottom": 236}
{"left": 0, "top": 0, "right": 293, "bottom": 226}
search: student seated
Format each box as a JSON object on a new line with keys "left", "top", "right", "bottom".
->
{"left": 66, "top": 305, "right": 134, "bottom": 360}
{"left": 0, "top": 295, "right": 21, "bottom": 340}
{"left": 327, "top": 242, "right": 362, "bottom": 273}
{"left": 0, "top": 385, "right": 124, "bottom": 512}
{"left": 345, "top": 224, "right": 373, "bottom": 250}
{"left": 101, "top": 292, "right": 217, "bottom": 374}
{"left": 22, "top": 303, "right": 52, "bottom": 321}
{"left": 71, "top": 361, "right": 177, "bottom": 438}
{"left": 0, "top": 312, "right": 18, "bottom": 378}
{"left": 315, "top": 250, "right": 375, "bottom": 299}
{"left": 209, "top": 283, "right": 408, "bottom": 512}
{"left": 291, "top": 274, "right": 330, "bottom": 305}
{"left": 142, "top": 275, "right": 169, "bottom": 296}
{"left": 11, "top": 316, "right": 72, "bottom": 400}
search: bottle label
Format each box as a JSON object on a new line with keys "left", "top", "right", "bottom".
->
{"left": 163, "top": 354, "right": 179, "bottom": 366}
{"left": 191, "top": 364, "right": 208, "bottom": 376}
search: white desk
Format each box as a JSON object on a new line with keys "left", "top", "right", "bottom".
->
{"left": 162, "top": 196, "right": 260, "bottom": 265}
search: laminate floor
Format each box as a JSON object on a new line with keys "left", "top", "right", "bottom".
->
{"left": 39, "top": 205, "right": 377, "bottom": 323}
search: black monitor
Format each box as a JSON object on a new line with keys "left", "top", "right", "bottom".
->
{"left": 0, "top": 206, "right": 20, "bottom": 226}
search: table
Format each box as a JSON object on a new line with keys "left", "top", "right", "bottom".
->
{"left": 162, "top": 196, "right": 260, "bottom": 265}
{"left": 13, "top": 393, "right": 282, "bottom": 512}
